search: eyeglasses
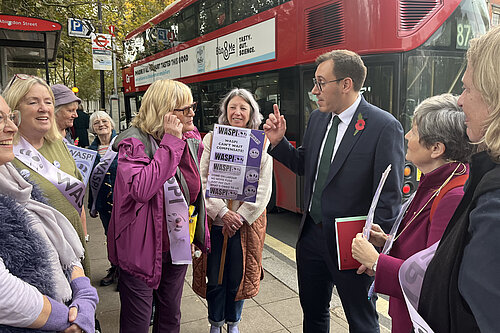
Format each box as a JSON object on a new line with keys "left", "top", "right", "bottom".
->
{"left": 173, "top": 102, "right": 197, "bottom": 116}
{"left": 7, "top": 73, "right": 35, "bottom": 90}
{"left": 312, "top": 77, "right": 346, "bottom": 92}
{"left": 0, "top": 110, "right": 21, "bottom": 130}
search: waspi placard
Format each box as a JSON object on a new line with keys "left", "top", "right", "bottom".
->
{"left": 206, "top": 124, "right": 265, "bottom": 202}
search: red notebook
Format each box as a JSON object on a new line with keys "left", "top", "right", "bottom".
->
{"left": 335, "top": 216, "right": 367, "bottom": 270}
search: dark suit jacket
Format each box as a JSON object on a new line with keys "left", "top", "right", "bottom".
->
{"left": 269, "top": 97, "right": 404, "bottom": 264}
{"left": 73, "top": 109, "right": 90, "bottom": 147}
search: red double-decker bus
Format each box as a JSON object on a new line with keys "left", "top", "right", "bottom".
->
{"left": 121, "top": 0, "right": 489, "bottom": 212}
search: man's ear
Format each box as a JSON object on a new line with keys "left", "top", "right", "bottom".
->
{"left": 430, "top": 142, "right": 446, "bottom": 159}
{"left": 341, "top": 77, "right": 354, "bottom": 93}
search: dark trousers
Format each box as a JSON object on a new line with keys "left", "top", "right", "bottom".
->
{"left": 98, "top": 208, "right": 111, "bottom": 236}
{"left": 206, "top": 226, "right": 244, "bottom": 326}
{"left": 297, "top": 215, "right": 379, "bottom": 333}
{"left": 118, "top": 252, "right": 188, "bottom": 333}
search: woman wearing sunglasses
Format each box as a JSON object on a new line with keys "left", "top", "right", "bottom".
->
{"left": 0, "top": 95, "right": 97, "bottom": 332}
{"left": 3, "top": 75, "right": 91, "bottom": 276}
{"left": 108, "top": 79, "right": 210, "bottom": 333}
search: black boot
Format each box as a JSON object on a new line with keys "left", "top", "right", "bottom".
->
{"left": 100, "top": 265, "right": 117, "bottom": 286}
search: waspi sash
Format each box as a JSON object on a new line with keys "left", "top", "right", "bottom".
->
{"left": 89, "top": 137, "right": 117, "bottom": 216}
{"left": 14, "top": 137, "right": 86, "bottom": 214}
{"left": 398, "top": 241, "right": 438, "bottom": 333}
{"left": 151, "top": 136, "right": 192, "bottom": 265}
{"left": 65, "top": 143, "right": 97, "bottom": 186}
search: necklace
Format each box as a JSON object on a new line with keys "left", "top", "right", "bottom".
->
{"left": 393, "top": 162, "right": 466, "bottom": 242}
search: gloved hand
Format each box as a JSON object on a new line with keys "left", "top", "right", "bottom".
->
{"left": 40, "top": 296, "right": 71, "bottom": 331}
{"left": 69, "top": 277, "right": 99, "bottom": 333}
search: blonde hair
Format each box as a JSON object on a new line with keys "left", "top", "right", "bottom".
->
{"left": 131, "top": 79, "right": 192, "bottom": 140}
{"left": 3, "top": 75, "right": 62, "bottom": 142}
{"left": 466, "top": 25, "right": 500, "bottom": 162}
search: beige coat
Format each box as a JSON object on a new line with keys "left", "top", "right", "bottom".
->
{"left": 192, "top": 132, "right": 272, "bottom": 300}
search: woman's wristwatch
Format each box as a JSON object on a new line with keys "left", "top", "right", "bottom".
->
{"left": 371, "top": 259, "right": 378, "bottom": 272}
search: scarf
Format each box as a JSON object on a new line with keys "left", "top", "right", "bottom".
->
{"left": 0, "top": 163, "right": 84, "bottom": 302}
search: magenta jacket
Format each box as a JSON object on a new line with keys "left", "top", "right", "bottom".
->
{"left": 107, "top": 127, "right": 208, "bottom": 288}
{"left": 374, "top": 162, "right": 468, "bottom": 333}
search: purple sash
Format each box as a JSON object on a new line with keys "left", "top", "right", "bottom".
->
{"left": 398, "top": 241, "right": 438, "bottom": 332}
{"left": 65, "top": 143, "right": 97, "bottom": 186}
{"left": 150, "top": 136, "right": 192, "bottom": 265}
{"left": 14, "top": 137, "right": 85, "bottom": 214}
{"left": 89, "top": 137, "right": 117, "bottom": 216}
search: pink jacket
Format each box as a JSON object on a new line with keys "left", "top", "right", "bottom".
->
{"left": 374, "top": 162, "right": 468, "bottom": 333}
{"left": 108, "top": 129, "right": 207, "bottom": 288}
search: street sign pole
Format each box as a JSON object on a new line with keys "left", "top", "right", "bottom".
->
{"left": 112, "top": 33, "right": 119, "bottom": 120}
{"left": 97, "top": 0, "right": 105, "bottom": 111}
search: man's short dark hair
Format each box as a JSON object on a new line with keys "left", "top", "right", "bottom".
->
{"left": 316, "top": 50, "right": 367, "bottom": 91}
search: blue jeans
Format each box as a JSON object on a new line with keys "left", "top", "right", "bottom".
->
{"left": 206, "top": 226, "right": 244, "bottom": 326}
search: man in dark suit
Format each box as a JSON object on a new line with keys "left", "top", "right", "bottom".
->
{"left": 73, "top": 107, "right": 90, "bottom": 147}
{"left": 264, "top": 50, "right": 404, "bottom": 332}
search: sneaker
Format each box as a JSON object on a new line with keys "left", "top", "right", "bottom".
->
{"left": 100, "top": 266, "right": 117, "bottom": 286}
{"left": 227, "top": 323, "right": 239, "bottom": 333}
{"left": 210, "top": 325, "right": 222, "bottom": 333}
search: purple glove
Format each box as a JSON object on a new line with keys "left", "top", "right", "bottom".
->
{"left": 69, "top": 277, "right": 99, "bottom": 333}
{"left": 40, "top": 296, "right": 71, "bottom": 331}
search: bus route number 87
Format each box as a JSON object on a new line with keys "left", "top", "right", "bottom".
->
{"left": 456, "top": 22, "right": 472, "bottom": 50}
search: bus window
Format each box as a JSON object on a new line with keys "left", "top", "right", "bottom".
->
{"left": 199, "top": 0, "right": 227, "bottom": 35}
{"left": 196, "top": 80, "right": 229, "bottom": 132}
{"left": 229, "top": 71, "right": 279, "bottom": 120}
{"left": 302, "top": 69, "right": 317, "bottom": 132}
{"left": 363, "top": 64, "right": 395, "bottom": 117}
{"left": 178, "top": 4, "right": 198, "bottom": 42}
{"left": 405, "top": 54, "right": 466, "bottom": 108}
{"left": 278, "top": 69, "right": 299, "bottom": 143}
{"left": 255, "top": 86, "right": 274, "bottom": 119}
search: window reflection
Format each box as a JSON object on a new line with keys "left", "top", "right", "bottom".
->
{"left": 124, "top": 0, "right": 290, "bottom": 63}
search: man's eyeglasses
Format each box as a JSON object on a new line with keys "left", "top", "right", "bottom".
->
{"left": 173, "top": 102, "right": 197, "bottom": 116}
{"left": 312, "top": 77, "right": 346, "bottom": 92}
{"left": 0, "top": 110, "right": 21, "bottom": 130}
{"left": 7, "top": 73, "right": 36, "bottom": 90}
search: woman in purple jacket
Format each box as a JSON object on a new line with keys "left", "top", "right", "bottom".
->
{"left": 351, "top": 93, "right": 473, "bottom": 333}
{"left": 107, "top": 79, "right": 209, "bottom": 333}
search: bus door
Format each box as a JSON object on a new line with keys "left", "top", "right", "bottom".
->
{"left": 363, "top": 54, "right": 418, "bottom": 198}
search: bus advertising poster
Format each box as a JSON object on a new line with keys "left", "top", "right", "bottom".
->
{"left": 132, "top": 18, "right": 275, "bottom": 88}
{"left": 206, "top": 124, "right": 266, "bottom": 203}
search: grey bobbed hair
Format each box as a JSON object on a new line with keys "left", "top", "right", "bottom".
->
{"left": 218, "top": 88, "right": 263, "bottom": 130}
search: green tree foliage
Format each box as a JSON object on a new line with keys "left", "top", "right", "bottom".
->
{"left": 0, "top": 0, "right": 175, "bottom": 102}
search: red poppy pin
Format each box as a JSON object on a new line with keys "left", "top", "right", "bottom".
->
{"left": 354, "top": 113, "right": 365, "bottom": 136}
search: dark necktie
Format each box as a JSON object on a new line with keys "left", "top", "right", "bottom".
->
{"left": 309, "top": 115, "right": 341, "bottom": 224}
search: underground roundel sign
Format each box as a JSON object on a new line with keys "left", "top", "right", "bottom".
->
{"left": 91, "top": 33, "right": 111, "bottom": 50}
